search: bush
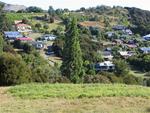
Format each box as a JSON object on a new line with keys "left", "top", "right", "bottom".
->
{"left": 49, "top": 75, "right": 70, "bottom": 83}
{"left": 100, "top": 72, "right": 123, "bottom": 83}
{"left": 146, "top": 79, "right": 150, "bottom": 87}
{"left": 123, "top": 74, "right": 143, "bottom": 85}
{"left": 0, "top": 53, "right": 32, "bottom": 86}
{"left": 83, "top": 74, "right": 111, "bottom": 83}
{"left": 114, "top": 59, "right": 129, "bottom": 76}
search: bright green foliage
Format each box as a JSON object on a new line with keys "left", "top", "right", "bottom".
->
{"left": 9, "top": 83, "right": 150, "bottom": 99}
{"left": 61, "top": 18, "right": 84, "bottom": 83}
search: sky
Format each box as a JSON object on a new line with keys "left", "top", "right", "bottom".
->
{"left": 1, "top": 0, "right": 150, "bottom": 11}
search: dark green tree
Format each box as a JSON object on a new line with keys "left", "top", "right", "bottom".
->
{"left": 114, "top": 59, "right": 129, "bottom": 76}
{"left": 0, "top": 34, "right": 3, "bottom": 54}
{"left": 48, "top": 6, "right": 55, "bottom": 16}
{"left": 61, "top": 18, "right": 84, "bottom": 83}
{"left": 0, "top": 53, "right": 32, "bottom": 86}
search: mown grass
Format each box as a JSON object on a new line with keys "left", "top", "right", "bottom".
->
{"left": 8, "top": 83, "right": 150, "bottom": 99}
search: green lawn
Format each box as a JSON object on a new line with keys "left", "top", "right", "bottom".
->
{"left": 1, "top": 84, "right": 150, "bottom": 113}
{"left": 8, "top": 83, "right": 150, "bottom": 99}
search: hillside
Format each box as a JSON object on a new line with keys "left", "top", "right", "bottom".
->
{"left": 3, "top": 4, "right": 26, "bottom": 12}
{"left": 126, "top": 7, "right": 150, "bottom": 35}
{"left": 1, "top": 2, "right": 26, "bottom": 12}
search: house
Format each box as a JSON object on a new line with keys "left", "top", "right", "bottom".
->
{"left": 104, "top": 47, "right": 112, "bottom": 52}
{"left": 139, "top": 47, "right": 150, "bottom": 54}
{"left": 41, "top": 34, "right": 56, "bottom": 41}
{"left": 113, "top": 39, "right": 123, "bottom": 45}
{"left": 16, "top": 23, "right": 32, "bottom": 33}
{"left": 122, "top": 29, "right": 133, "bottom": 35}
{"left": 119, "top": 51, "right": 135, "bottom": 59}
{"left": 126, "top": 44, "right": 137, "bottom": 48}
{"left": 143, "top": 34, "right": 150, "bottom": 41}
{"left": 16, "top": 37, "right": 32, "bottom": 41}
{"left": 14, "top": 20, "right": 22, "bottom": 25}
{"left": 112, "top": 25, "right": 126, "bottom": 30}
{"left": 32, "top": 41, "right": 45, "bottom": 49}
{"left": 4, "top": 31, "right": 23, "bottom": 40}
{"left": 95, "top": 61, "right": 115, "bottom": 71}
{"left": 102, "top": 51, "right": 113, "bottom": 60}
{"left": 105, "top": 32, "right": 115, "bottom": 38}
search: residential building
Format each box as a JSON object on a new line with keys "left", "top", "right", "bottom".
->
{"left": 4, "top": 31, "right": 23, "bottom": 40}
{"left": 41, "top": 34, "right": 56, "bottom": 41}
{"left": 119, "top": 51, "right": 135, "bottom": 59}
{"left": 95, "top": 61, "right": 115, "bottom": 71}
{"left": 16, "top": 37, "right": 32, "bottom": 41}
{"left": 140, "top": 47, "right": 150, "bottom": 54}
{"left": 32, "top": 41, "right": 45, "bottom": 49}
{"left": 112, "top": 25, "right": 126, "bottom": 30}
{"left": 143, "top": 34, "right": 150, "bottom": 41}
{"left": 102, "top": 51, "right": 113, "bottom": 60}
{"left": 16, "top": 23, "right": 32, "bottom": 33}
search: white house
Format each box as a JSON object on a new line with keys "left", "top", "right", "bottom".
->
{"left": 95, "top": 61, "right": 115, "bottom": 71}
{"left": 119, "top": 51, "right": 135, "bottom": 59}
{"left": 143, "top": 34, "right": 150, "bottom": 41}
{"left": 41, "top": 34, "right": 56, "bottom": 41}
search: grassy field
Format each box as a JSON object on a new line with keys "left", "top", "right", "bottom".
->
{"left": 0, "top": 84, "right": 150, "bottom": 113}
{"left": 6, "top": 13, "right": 45, "bottom": 22}
{"left": 8, "top": 84, "right": 150, "bottom": 99}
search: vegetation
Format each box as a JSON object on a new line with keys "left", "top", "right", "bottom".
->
{"left": 0, "top": 53, "right": 31, "bottom": 86}
{"left": 9, "top": 83, "right": 150, "bottom": 99}
{"left": 26, "top": 6, "right": 44, "bottom": 13}
{"left": 61, "top": 18, "right": 84, "bottom": 83}
{"left": 0, "top": 34, "right": 3, "bottom": 54}
{"left": 126, "top": 7, "right": 150, "bottom": 35}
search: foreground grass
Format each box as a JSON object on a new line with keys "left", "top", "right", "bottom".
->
{"left": 1, "top": 84, "right": 150, "bottom": 113}
{"left": 8, "top": 83, "right": 150, "bottom": 99}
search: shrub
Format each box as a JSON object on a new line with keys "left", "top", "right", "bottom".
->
{"left": 49, "top": 75, "right": 70, "bottom": 83}
{"left": 0, "top": 53, "right": 32, "bottom": 86}
{"left": 123, "top": 74, "right": 143, "bottom": 85}
{"left": 146, "top": 79, "right": 150, "bottom": 87}
{"left": 83, "top": 74, "right": 111, "bottom": 83}
{"left": 114, "top": 59, "right": 129, "bottom": 76}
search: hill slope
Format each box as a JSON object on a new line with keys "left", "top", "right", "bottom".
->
{"left": 1, "top": 2, "right": 26, "bottom": 12}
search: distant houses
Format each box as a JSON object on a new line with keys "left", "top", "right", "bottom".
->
{"left": 119, "top": 51, "right": 135, "bottom": 59}
{"left": 32, "top": 41, "right": 45, "bottom": 49}
{"left": 16, "top": 37, "right": 32, "bottom": 41}
{"left": 143, "top": 34, "right": 150, "bottom": 41}
{"left": 95, "top": 61, "right": 115, "bottom": 71}
{"left": 112, "top": 25, "right": 126, "bottom": 31}
{"left": 41, "top": 34, "right": 56, "bottom": 41}
{"left": 16, "top": 23, "right": 32, "bottom": 33}
{"left": 4, "top": 31, "right": 23, "bottom": 40}
{"left": 139, "top": 47, "right": 150, "bottom": 54}
{"left": 14, "top": 20, "right": 32, "bottom": 33}
{"left": 102, "top": 51, "right": 113, "bottom": 61}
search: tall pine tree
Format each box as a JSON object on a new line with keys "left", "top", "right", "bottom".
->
{"left": 61, "top": 17, "right": 84, "bottom": 83}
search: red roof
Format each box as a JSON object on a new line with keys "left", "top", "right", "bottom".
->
{"left": 16, "top": 24, "right": 31, "bottom": 27}
{"left": 16, "top": 37, "right": 32, "bottom": 41}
